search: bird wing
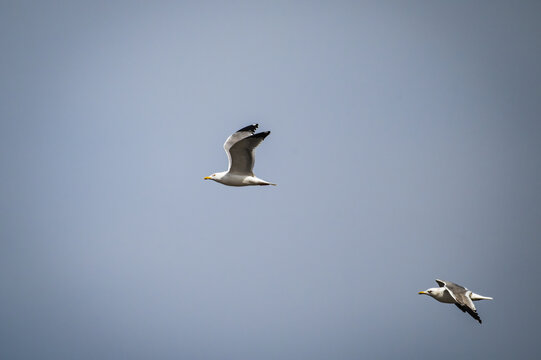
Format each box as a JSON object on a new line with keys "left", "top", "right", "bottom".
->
{"left": 435, "top": 279, "right": 482, "bottom": 323}
{"left": 440, "top": 281, "right": 473, "bottom": 306}
{"left": 452, "top": 289, "right": 477, "bottom": 312}
{"left": 454, "top": 303, "right": 482, "bottom": 324}
{"left": 224, "top": 124, "right": 259, "bottom": 153}
{"left": 436, "top": 279, "right": 469, "bottom": 303}
{"left": 442, "top": 288, "right": 458, "bottom": 303}
{"left": 435, "top": 279, "right": 446, "bottom": 287}
{"left": 227, "top": 131, "right": 270, "bottom": 175}
{"left": 436, "top": 279, "right": 458, "bottom": 302}
{"left": 439, "top": 280, "right": 482, "bottom": 324}
{"left": 223, "top": 124, "right": 260, "bottom": 173}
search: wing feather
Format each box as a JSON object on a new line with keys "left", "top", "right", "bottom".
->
{"left": 435, "top": 279, "right": 446, "bottom": 287}
{"left": 223, "top": 124, "right": 258, "bottom": 171}
{"left": 454, "top": 303, "right": 482, "bottom": 324}
{"left": 224, "top": 124, "right": 259, "bottom": 152}
{"left": 228, "top": 131, "right": 270, "bottom": 175}
{"left": 435, "top": 279, "right": 483, "bottom": 324}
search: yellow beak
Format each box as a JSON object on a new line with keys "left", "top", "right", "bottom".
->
{"left": 203, "top": 176, "right": 211, "bottom": 180}
{"left": 418, "top": 291, "right": 427, "bottom": 295}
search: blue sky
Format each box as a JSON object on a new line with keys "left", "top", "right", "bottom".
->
{"left": 1, "top": 1, "right": 540, "bottom": 359}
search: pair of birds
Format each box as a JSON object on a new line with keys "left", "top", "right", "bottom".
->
{"left": 205, "top": 124, "right": 493, "bottom": 323}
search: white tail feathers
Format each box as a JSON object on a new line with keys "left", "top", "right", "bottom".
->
{"left": 470, "top": 292, "right": 493, "bottom": 301}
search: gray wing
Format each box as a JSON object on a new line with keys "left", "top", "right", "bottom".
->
{"left": 437, "top": 279, "right": 482, "bottom": 323}
{"left": 223, "top": 124, "right": 259, "bottom": 172}
{"left": 437, "top": 280, "right": 473, "bottom": 307}
{"left": 228, "top": 131, "right": 270, "bottom": 175}
{"left": 454, "top": 303, "right": 482, "bottom": 324}
{"left": 436, "top": 279, "right": 458, "bottom": 302}
{"left": 450, "top": 287, "right": 476, "bottom": 312}
{"left": 435, "top": 279, "right": 447, "bottom": 288}
{"left": 224, "top": 124, "right": 259, "bottom": 153}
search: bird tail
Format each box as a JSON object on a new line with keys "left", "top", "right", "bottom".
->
{"left": 471, "top": 293, "right": 493, "bottom": 301}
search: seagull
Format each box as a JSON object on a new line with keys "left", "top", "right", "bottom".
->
{"left": 204, "top": 124, "right": 276, "bottom": 186}
{"left": 419, "top": 279, "right": 493, "bottom": 324}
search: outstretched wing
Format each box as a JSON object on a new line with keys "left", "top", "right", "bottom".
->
{"left": 435, "top": 279, "right": 446, "bottom": 287}
{"left": 455, "top": 303, "right": 482, "bottom": 324}
{"left": 435, "top": 279, "right": 483, "bottom": 324}
{"left": 436, "top": 279, "right": 469, "bottom": 299}
{"left": 228, "top": 131, "right": 270, "bottom": 175}
{"left": 439, "top": 280, "right": 482, "bottom": 324}
{"left": 452, "top": 289, "right": 476, "bottom": 311}
{"left": 224, "top": 124, "right": 259, "bottom": 153}
{"left": 223, "top": 124, "right": 260, "bottom": 173}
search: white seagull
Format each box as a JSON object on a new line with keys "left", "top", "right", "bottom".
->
{"left": 419, "top": 279, "right": 493, "bottom": 324}
{"left": 204, "top": 124, "right": 276, "bottom": 186}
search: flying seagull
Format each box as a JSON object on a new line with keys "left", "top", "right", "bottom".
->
{"left": 204, "top": 124, "right": 276, "bottom": 186}
{"left": 419, "top": 279, "right": 493, "bottom": 324}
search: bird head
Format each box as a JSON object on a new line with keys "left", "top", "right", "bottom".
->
{"left": 418, "top": 287, "right": 443, "bottom": 298}
{"left": 204, "top": 172, "right": 225, "bottom": 182}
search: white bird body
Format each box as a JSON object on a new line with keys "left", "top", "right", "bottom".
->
{"left": 204, "top": 124, "right": 276, "bottom": 187}
{"left": 419, "top": 279, "right": 493, "bottom": 323}
{"left": 421, "top": 287, "right": 492, "bottom": 304}
{"left": 209, "top": 171, "right": 275, "bottom": 187}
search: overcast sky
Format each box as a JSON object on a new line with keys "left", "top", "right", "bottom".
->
{"left": 1, "top": 1, "right": 540, "bottom": 359}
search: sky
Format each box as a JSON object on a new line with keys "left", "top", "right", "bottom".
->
{"left": 1, "top": 1, "right": 540, "bottom": 359}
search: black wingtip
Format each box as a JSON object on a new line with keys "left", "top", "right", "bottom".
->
{"left": 236, "top": 124, "right": 258, "bottom": 133}
{"left": 251, "top": 131, "right": 270, "bottom": 140}
{"left": 455, "top": 304, "right": 483, "bottom": 324}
